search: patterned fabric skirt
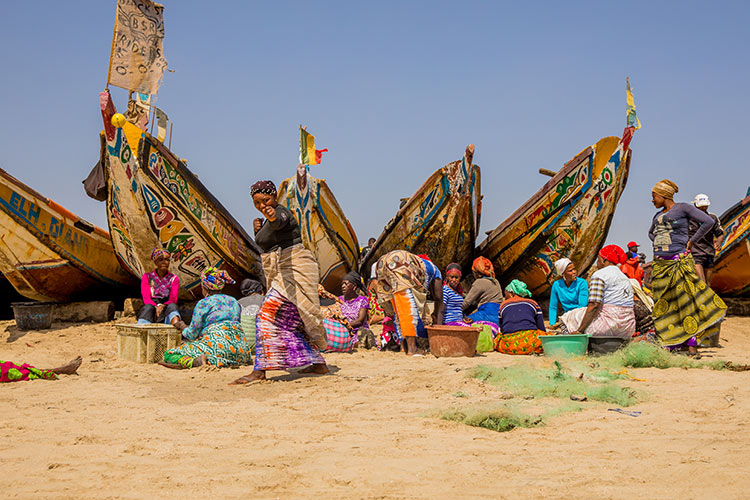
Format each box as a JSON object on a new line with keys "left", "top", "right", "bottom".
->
{"left": 494, "top": 330, "right": 544, "bottom": 355}
{"left": 1, "top": 360, "right": 57, "bottom": 383}
{"left": 164, "top": 320, "right": 251, "bottom": 368}
{"left": 323, "top": 318, "right": 355, "bottom": 352}
{"left": 561, "top": 304, "right": 635, "bottom": 339}
{"left": 254, "top": 288, "right": 326, "bottom": 370}
{"left": 392, "top": 288, "right": 427, "bottom": 338}
{"left": 652, "top": 254, "right": 727, "bottom": 347}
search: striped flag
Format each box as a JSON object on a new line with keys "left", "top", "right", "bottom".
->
{"left": 299, "top": 126, "right": 328, "bottom": 165}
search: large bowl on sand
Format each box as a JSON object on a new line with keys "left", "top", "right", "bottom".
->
{"left": 426, "top": 325, "right": 480, "bottom": 358}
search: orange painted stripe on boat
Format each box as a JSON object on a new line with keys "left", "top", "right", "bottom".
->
{"left": 48, "top": 200, "right": 77, "bottom": 221}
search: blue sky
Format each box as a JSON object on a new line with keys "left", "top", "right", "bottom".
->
{"left": 1, "top": 1, "right": 748, "bottom": 259}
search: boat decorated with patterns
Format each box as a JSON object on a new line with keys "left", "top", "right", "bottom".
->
{"left": 277, "top": 166, "right": 359, "bottom": 294}
{"left": 712, "top": 188, "right": 750, "bottom": 297}
{"left": 360, "top": 145, "right": 481, "bottom": 276}
{"left": 0, "top": 168, "right": 137, "bottom": 302}
{"left": 477, "top": 132, "right": 634, "bottom": 297}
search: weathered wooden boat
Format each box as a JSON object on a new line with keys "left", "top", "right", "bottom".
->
{"left": 477, "top": 132, "right": 633, "bottom": 297}
{"left": 360, "top": 145, "right": 481, "bottom": 277}
{"left": 99, "top": 92, "right": 263, "bottom": 299}
{"left": 712, "top": 188, "right": 750, "bottom": 297}
{"left": 0, "top": 168, "right": 138, "bottom": 302}
{"left": 277, "top": 166, "right": 359, "bottom": 293}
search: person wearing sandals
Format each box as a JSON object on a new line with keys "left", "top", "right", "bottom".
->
{"left": 160, "top": 267, "right": 251, "bottom": 369}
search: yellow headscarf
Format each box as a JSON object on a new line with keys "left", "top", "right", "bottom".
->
{"left": 652, "top": 179, "right": 679, "bottom": 200}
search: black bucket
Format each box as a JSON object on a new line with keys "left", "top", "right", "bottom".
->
{"left": 11, "top": 302, "right": 54, "bottom": 330}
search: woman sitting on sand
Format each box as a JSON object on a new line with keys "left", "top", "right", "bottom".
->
{"left": 1, "top": 356, "right": 82, "bottom": 383}
{"left": 231, "top": 180, "right": 329, "bottom": 385}
{"left": 339, "top": 271, "right": 375, "bottom": 349}
{"left": 136, "top": 248, "right": 186, "bottom": 329}
{"left": 442, "top": 263, "right": 465, "bottom": 325}
{"left": 648, "top": 179, "right": 727, "bottom": 356}
{"left": 548, "top": 258, "right": 588, "bottom": 325}
{"left": 494, "top": 280, "right": 545, "bottom": 355}
{"left": 559, "top": 245, "right": 635, "bottom": 341}
{"left": 462, "top": 257, "right": 503, "bottom": 327}
{"left": 160, "top": 267, "right": 251, "bottom": 369}
{"left": 238, "top": 278, "right": 265, "bottom": 353}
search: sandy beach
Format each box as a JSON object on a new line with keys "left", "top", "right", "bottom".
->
{"left": 2, "top": 317, "right": 750, "bottom": 499}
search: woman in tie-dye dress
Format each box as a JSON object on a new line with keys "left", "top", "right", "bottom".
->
{"left": 231, "top": 180, "right": 328, "bottom": 385}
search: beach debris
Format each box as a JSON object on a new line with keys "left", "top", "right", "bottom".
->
{"left": 608, "top": 408, "right": 642, "bottom": 417}
{"left": 570, "top": 394, "right": 587, "bottom": 402}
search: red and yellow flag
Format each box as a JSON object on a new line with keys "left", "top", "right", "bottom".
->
{"left": 300, "top": 126, "right": 328, "bottom": 165}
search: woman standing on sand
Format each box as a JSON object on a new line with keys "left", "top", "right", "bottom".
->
{"left": 648, "top": 179, "right": 727, "bottom": 356}
{"left": 231, "top": 180, "right": 328, "bottom": 385}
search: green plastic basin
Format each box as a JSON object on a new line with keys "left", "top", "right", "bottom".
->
{"left": 539, "top": 334, "right": 589, "bottom": 357}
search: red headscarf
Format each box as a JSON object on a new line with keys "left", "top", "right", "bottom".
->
{"left": 598, "top": 244, "right": 626, "bottom": 265}
{"left": 472, "top": 256, "right": 495, "bottom": 278}
{"left": 417, "top": 254, "right": 431, "bottom": 261}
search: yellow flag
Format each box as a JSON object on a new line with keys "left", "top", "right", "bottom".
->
{"left": 626, "top": 77, "right": 641, "bottom": 130}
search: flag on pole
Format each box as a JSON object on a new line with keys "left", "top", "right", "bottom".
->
{"left": 626, "top": 77, "right": 641, "bottom": 130}
{"left": 299, "top": 126, "right": 328, "bottom": 165}
{"left": 154, "top": 107, "right": 169, "bottom": 142}
{"left": 107, "top": 0, "right": 168, "bottom": 95}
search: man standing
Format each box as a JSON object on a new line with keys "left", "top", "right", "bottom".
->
{"left": 620, "top": 241, "right": 644, "bottom": 284}
{"left": 689, "top": 194, "right": 724, "bottom": 286}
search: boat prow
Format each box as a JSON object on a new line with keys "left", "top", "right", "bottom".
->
{"left": 361, "top": 145, "right": 481, "bottom": 276}
{"left": 99, "top": 91, "right": 263, "bottom": 299}
{"left": 712, "top": 190, "right": 750, "bottom": 297}
{"left": 477, "top": 135, "right": 632, "bottom": 297}
{"left": 0, "top": 168, "right": 138, "bottom": 302}
{"left": 277, "top": 168, "right": 359, "bottom": 293}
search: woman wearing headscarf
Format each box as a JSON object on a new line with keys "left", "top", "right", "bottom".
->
{"left": 374, "top": 250, "right": 438, "bottom": 356}
{"left": 560, "top": 245, "right": 635, "bottom": 342}
{"left": 494, "top": 279, "right": 545, "bottom": 355}
{"left": 231, "top": 181, "right": 328, "bottom": 384}
{"left": 462, "top": 257, "right": 503, "bottom": 326}
{"left": 160, "top": 267, "right": 251, "bottom": 369}
{"left": 136, "top": 248, "right": 185, "bottom": 328}
{"left": 548, "top": 258, "right": 588, "bottom": 325}
{"left": 649, "top": 179, "right": 727, "bottom": 356}
{"left": 442, "top": 263, "right": 465, "bottom": 325}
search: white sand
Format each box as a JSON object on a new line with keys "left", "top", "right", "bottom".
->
{"left": 2, "top": 317, "right": 750, "bottom": 499}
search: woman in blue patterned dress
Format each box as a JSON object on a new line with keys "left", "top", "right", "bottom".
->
{"left": 159, "top": 267, "right": 252, "bottom": 369}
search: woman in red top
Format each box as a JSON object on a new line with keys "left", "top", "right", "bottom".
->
{"left": 137, "top": 248, "right": 185, "bottom": 329}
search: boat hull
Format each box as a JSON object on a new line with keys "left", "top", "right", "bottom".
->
{"left": 99, "top": 92, "right": 262, "bottom": 299}
{"left": 277, "top": 172, "right": 359, "bottom": 294}
{"left": 361, "top": 148, "right": 481, "bottom": 277}
{"left": 0, "top": 168, "right": 137, "bottom": 302}
{"left": 712, "top": 195, "right": 750, "bottom": 297}
{"left": 478, "top": 136, "right": 630, "bottom": 297}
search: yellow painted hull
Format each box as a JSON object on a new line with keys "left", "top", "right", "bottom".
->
{"left": 478, "top": 136, "right": 631, "bottom": 297}
{"left": 361, "top": 147, "right": 481, "bottom": 277}
{"left": 0, "top": 168, "right": 137, "bottom": 302}
{"left": 99, "top": 92, "right": 263, "bottom": 299}
{"left": 713, "top": 195, "right": 750, "bottom": 297}
{"left": 277, "top": 171, "right": 359, "bottom": 293}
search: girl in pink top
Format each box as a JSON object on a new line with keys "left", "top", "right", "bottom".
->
{"left": 137, "top": 248, "right": 184, "bottom": 328}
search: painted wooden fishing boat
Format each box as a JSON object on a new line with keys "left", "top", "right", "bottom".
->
{"left": 360, "top": 145, "right": 481, "bottom": 277}
{"left": 477, "top": 134, "right": 632, "bottom": 297}
{"left": 99, "top": 92, "right": 263, "bottom": 299}
{"left": 277, "top": 167, "right": 359, "bottom": 293}
{"left": 0, "top": 168, "right": 138, "bottom": 302}
{"left": 712, "top": 189, "right": 750, "bottom": 297}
